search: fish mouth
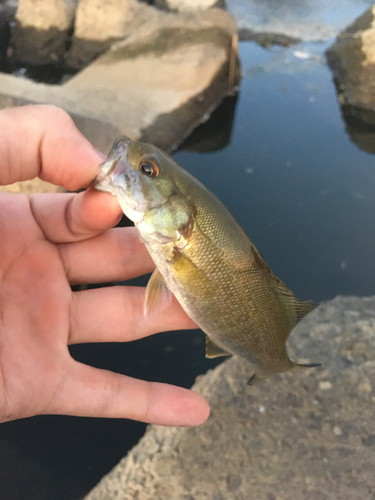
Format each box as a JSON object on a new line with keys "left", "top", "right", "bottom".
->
{"left": 92, "top": 136, "right": 132, "bottom": 187}
{"left": 92, "top": 135, "right": 150, "bottom": 220}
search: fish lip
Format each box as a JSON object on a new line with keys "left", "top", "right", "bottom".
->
{"left": 92, "top": 136, "right": 132, "bottom": 187}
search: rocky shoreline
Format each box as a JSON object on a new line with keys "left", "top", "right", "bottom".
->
{"left": 85, "top": 296, "right": 375, "bottom": 500}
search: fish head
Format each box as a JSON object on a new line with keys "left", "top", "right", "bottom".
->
{"left": 93, "top": 136, "right": 193, "bottom": 244}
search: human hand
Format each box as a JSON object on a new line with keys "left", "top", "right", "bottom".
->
{"left": 0, "top": 105, "right": 209, "bottom": 426}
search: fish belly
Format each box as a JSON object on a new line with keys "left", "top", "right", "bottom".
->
{"left": 146, "top": 240, "right": 291, "bottom": 372}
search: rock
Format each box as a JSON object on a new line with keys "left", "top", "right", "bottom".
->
{"left": 0, "top": 6, "right": 239, "bottom": 154}
{"left": 0, "top": 1, "right": 16, "bottom": 57}
{"left": 84, "top": 296, "right": 375, "bottom": 500}
{"left": 67, "top": 0, "right": 134, "bottom": 70}
{"left": 154, "top": 0, "right": 221, "bottom": 13}
{"left": 326, "top": 6, "right": 375, "bottom": 128}
{"left": 10, "top": 0, "right": 78, "bottom": 66}
{"left": 75, "top": 0, "right": 131, "bottom": 40}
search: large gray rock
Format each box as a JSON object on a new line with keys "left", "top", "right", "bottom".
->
{"left": 85, "top": 296, "right": 375, "bottom": 500}
{"left": 0, "top": 7, "right": 238, "bottom": 154}
{"left": 67, "top": 0, "right": 134, "bottom": 70}
{"left": 326, "top": 6, "right": 375, "bottom": 128}
{"left": 10, "top": 0, "right": 78, "bottom": 65}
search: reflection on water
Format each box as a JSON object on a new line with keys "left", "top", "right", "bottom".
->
{"left": 1, "top": 38, "right": 375, "bottom": 500}
{"left": 175, "top": 41, "right": 375, "bottom": 304}
{"left": 178, "top": 93, "right": 239, "bottom": 153}
{"left": 344, "top": 118, "right": 375, "bottom": 154}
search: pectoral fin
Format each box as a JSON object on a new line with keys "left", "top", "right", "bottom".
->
{"left": 205, "top": 336, "right": 231, "bottom": 358}
{"left": 144, "top": 269, "right": 172, "bottom": 318}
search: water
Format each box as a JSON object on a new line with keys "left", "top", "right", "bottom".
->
{"left": 1, "top": 20, "right": 375, "bottom": 500}
{"left": 176, "top": 41, "right": 375, "bottom": 303}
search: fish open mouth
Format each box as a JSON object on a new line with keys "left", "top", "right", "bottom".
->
{"left": 92, "top": 135, "right": 151, "bottom": 221}
{"left": 92, "top": 136, "right": 132, "bottom": 187}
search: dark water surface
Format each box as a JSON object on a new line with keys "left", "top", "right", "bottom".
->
{"left": 176, "top": 42, "right": 375, "bottom": 302}
{"left": 1, "top": 40, "right": 375, "bottom": 500}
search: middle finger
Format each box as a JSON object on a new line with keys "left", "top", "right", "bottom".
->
{"left": 69, "top": 285, "right": 197, "bottom": 344}
{"left": 59, "top": 226, "right": 154, "bottom": 285}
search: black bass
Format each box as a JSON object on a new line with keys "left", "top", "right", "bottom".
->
{"left": 94, "top": 136, "right": 319, "bottom": 383}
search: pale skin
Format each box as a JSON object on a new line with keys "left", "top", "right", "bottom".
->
{"left": 0, "top": 105, "right": 210, "bottom": 426}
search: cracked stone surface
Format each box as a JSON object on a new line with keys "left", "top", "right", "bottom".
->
{"left": 85, "top": 296, "right": 375, "bottom": 500}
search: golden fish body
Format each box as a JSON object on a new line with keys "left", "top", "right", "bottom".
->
{"left": 94, "top": 137, "right": 319, "bottom": 382}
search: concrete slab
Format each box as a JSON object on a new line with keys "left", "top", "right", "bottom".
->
{"left": 85, "top": 296, "right": 375, "bottom": 500}
{"left": 0, "top": 7, "right": 237, "bottom": 156}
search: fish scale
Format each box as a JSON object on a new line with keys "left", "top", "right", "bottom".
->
{"left": 94, "top": 136, "right": 319, "bottom": 383}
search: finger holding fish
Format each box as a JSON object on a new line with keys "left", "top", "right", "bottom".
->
{"left": 69, "top": 285, "right": 197, "bottom": 345}
{"left": 58, "top": 226, "right": 155, "bottom": 285}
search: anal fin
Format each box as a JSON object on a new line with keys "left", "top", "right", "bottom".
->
{"left": 247, "top": 373, "right": 257, "bottom": 386}
{"left": 205, "top": 336, "right": 231, "bottom": 359}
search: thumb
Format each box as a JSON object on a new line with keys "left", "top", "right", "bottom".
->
{"left": 0, "top": 105, "right": 101, "bottom": 190}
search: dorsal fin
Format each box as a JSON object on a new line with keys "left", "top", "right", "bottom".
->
{"left": 271, "top": 276, "right": 318, "bottom": 334}
{"left": 251, "top": 245, "right": 319, "bottom": 334}
{"left": 290, "top": 298, "right": 318, "bottom": 326}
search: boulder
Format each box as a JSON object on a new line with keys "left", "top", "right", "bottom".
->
{"left": 66, "top": 0, "right": 134, "bottom": 70}
{"left": 85, "top": 296, "right": 375, "bottom": 500}
{"left": 0, "top": 6, "right": 238, "bottom": 159}
{"left": 10, "top": 0, "right": 77, "bottom": 66}
{"left": 326, "top": 6, "right": 375, "bottom": 127}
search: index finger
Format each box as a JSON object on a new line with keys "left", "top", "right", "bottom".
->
{"left": 0, "top": 104, "right": 101, "bottom": 190}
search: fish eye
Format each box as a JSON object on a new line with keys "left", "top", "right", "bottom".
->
{"left": 139, "top": 160, "right": 159, "bottom": 177}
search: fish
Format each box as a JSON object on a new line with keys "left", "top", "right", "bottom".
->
{"left": 93, "top": 136, "right": 320, "bottom": 383}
